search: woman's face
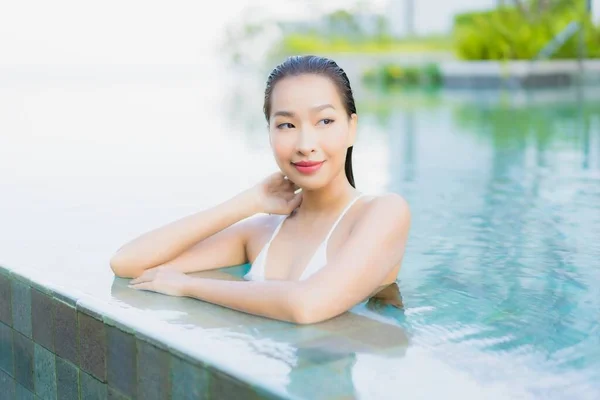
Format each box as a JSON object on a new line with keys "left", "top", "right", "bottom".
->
{"left": 268, "top": 74, "right": 357, "bottom": 190}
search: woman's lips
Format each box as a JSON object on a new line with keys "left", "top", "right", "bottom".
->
{"left": 292, "top": 161, "right": 324, "bottom": 174}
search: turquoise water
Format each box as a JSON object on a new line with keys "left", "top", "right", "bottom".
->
{"left": 365, "top": 88, "right": 600, "bottom": 398}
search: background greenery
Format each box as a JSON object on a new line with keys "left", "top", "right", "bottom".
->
{"left": 454, "top": 0, "right": 600, "bottom": 60}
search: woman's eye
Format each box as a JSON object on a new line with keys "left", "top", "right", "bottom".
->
{"left": 319, "top": 119, "right": 334, "bottom": 126}
{"left": 277, "top": 122, "right": 294, "bottom": 129}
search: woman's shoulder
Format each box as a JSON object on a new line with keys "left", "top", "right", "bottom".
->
{"left": 359, "top": 193, "right": 410, "bottom": 216}
{"left": 352, "top": 193, "right": 410, "bottom": 231}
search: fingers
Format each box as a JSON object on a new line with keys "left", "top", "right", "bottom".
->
{"left": 288, "top": 191, "right": 303, "bottom": 210}
{"left": 285, "top": 178, "right": 301, "bottom": 193}
{"left": 128, "top": 281, "right": 154, "bottom": 291}
{"left": 130, "top": 271, "right": 153, "bottom": 285}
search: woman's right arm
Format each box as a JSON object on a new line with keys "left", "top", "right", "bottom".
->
{"left": 110, "top": 190, "right": 261, "bottom": 278}
{"left": 110, "top": 173, "right": 302, "bottom": 279}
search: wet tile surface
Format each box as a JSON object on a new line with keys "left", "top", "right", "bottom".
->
{"left": 107, "top": 325, "right": 136, "bottom": 398}
{"left": 80, "top": 370, "right": 108, "bottom": 400}
{"left": 171, "top": 355, "right": 209, "bottom": 400}
{"left": 1, "top": 262, "right": 411, "bottom": 400}
{"left": 0, "top": 368, "right": 16, "bottom": 399}
{"left": 137, "top": 339, "right": 170, "bottom": 400}
{"left": 209, "top": 369, "right": 262, "bottom": 400}
{"left": 108, "top": 386, "right": 130, "bottom": 400}
{"left": 78, "top": 312, "right": 106, "bottom": 382}
{"left": 34, "top": 343, "right": 57, "bottom": 400}
{"left": 0, "top": 322, "right": 13, "bottom": 376}
{"left": 13, "top": 330, "right": 34, "bottom": 391}
{"left": 15, "top": 382, "right": 36, "bottom": 400}
{"left": 0, "top": 273, "right": 12, "bottom": 326}
{"left": 31, "top": 289, "right": 55, "bottom": 352}
{"left": 11, "top": 280, "right": 32, "bottom": 338}
{"left": 54, "top": 299, "right": 78, "bottom": 365}
{"left": 56, "top": 357, "right": 79, "bottom": 400}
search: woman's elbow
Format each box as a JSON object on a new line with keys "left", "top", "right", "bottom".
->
{"left": 109, "top": 253, "right": 139, "bottom": 279}
{"left": 288, "top": 294, "right": 330, "bottom": 325}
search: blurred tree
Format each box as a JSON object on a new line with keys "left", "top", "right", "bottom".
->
{"left": 325, "top": 10, "right": 362, "bottom": 37}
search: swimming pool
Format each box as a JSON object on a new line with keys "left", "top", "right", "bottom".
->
{"left": 371, "top": 87, "right": 600, "bottom": 398}
{"left": 0, "top": 67, "right": 599, "bottom": 398}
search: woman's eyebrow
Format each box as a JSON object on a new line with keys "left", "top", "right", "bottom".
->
{"left": 272, "top": 104, "right": 335, "bottom": 118}
{"left": 273, "top": 110, "right": 295, "bottom": 118}
{"left": 311, "top": 104, "right": 335, "bottom": 112}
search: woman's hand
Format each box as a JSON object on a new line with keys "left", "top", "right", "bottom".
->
{"left": 250, "top": 172, "right": 302, "bottom": 215}
{"left": 128, "top": 266, "right": 192, "bottom": 297}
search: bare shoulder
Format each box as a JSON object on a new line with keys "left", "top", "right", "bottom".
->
{"left": 359, "top": 193, "right": 411, "bottom": 225}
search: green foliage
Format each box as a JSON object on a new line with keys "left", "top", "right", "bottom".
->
{"left": 362, "top": 63, "right": 442, "bottom": 88}
{"left": 454, "top": 1, "right": 600, "bottom": 60}
{"left": 279, "top": 33, "right": 452, "bottom": 55}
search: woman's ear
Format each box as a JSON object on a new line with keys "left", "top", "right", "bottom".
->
{"left": 347, "top": 113, "right": 358, "bottom": 147}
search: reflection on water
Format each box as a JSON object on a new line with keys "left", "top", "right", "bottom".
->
{"left": 368, "top": 88, "right": 600, "bottom": 398}
{"left": 110, "top": 270, "right": 409, "bottom": 399}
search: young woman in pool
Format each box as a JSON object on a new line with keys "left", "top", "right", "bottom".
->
{"left": 110, "top": 55, "right": 411, "bottom": 325}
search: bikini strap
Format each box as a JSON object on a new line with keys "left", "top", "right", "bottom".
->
{"left": 265, "top": 216, "right": 286, "bottom": 248}
{"left": 323, "top": 194, "right": 364, "bottom": 243}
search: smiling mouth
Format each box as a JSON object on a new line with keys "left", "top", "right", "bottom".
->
{"left": 292, "top": 161, "right": 324, "bottom": 174}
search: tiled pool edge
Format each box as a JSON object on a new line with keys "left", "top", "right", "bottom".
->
{"left": 0, "top": 265, "right": 289, "bottom": 400}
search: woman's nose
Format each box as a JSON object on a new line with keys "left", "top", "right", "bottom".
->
{"left": 296, "top": 129, "right": 317, "bottom": 154}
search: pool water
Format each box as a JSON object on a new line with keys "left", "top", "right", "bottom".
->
{"left": 379, "top": 88, "right": 600, "bottom": 398}
{"left": 0, "top": 66, "right": 599, "bottom": 398}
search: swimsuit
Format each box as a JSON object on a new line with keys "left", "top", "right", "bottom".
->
{"left": 243, "top": 194, "right": 365, "bottom": 281}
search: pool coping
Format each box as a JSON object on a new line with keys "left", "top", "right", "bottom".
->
{"left": 0, "top": 263, "right": 296, "bottom": 399}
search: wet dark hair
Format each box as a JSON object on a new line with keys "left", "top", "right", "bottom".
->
{"left": 263, "top": 55, "right": 357, "bottom": 188}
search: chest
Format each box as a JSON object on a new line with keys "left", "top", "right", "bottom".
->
{"left": 249, "top": 217, "right": 351, "bottom": 281}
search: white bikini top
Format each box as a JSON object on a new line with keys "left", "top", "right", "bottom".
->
{"left": 244, "top": 194, "right": 365, "bottom": 282}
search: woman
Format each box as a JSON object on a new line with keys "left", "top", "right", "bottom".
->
{"left": 110, "top": 55, "right": 411, "bottom": 325}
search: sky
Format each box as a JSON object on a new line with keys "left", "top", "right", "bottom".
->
{"left": 0, "top": 0, "right": 598, "bottom": 66}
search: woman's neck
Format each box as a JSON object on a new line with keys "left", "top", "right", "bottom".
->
{"left": 296, "top": 172, "right": 358, "bottom": 217}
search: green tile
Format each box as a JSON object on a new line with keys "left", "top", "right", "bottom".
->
{"left": 34, "top": 343, "right": 57, "bottom": 400}
{"left": 78, "top": 312, "right": 106, "bottom": 382}
{"left": 56, "top": 357, "right": 79, "bottom": 400}
{"left": 16, "top": 382, "right": 36, "bottom": 400}
{"left": 31, "top": 290, "right": 55, "bottom": 352}
{"left": 171, "top": 355, "right": 208, "bottom": 400}
{"left": 49, "top": 288, "right": 80, "bottom": 308}
{"left": 9, "top": 269, "right": 52, "bottom": 296}
{"left": 106, "top": 325, "right": 136, "bottom": 398}
{"left": 0, "top": 273, "right": 12, "bottom": 326}
{"left": 11, "top": 280, "right": 32, "bottom": 338}
{"left": 0, "top": 321, "right": 13, "bottom": 376}
{"left": 54, "top": 300, "right": 78, "bottom": 365}
{"left": 80, "top": 371, "right": 107, "bottom": 400}
{"left": 76, "top": 300, "right": 104, "bottom": 322}
{"left": 108, "top": 386, "right": 131, "bottom": 400}
{"left": 0, "top": 368, "right": 16, "bottom": 399}
{"left": 137, "top": 339, "right": 170, "bottom": 400}
{"left": 13, "top": 330, "right": 34, "bottom": 391}
{"left": 208, "top": 369, "right": 262, "bottom": 400}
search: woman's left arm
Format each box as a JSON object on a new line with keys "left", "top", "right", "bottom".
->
{"left": 129, "top": 194, "right": 410, "bottom": 324}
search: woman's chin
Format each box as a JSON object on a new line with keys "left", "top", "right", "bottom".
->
{"left": 296, "top": 180, "right": 329, "bottom": 192}
{"left": 287, "top": 172, "right": 328, "bottom": 191}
